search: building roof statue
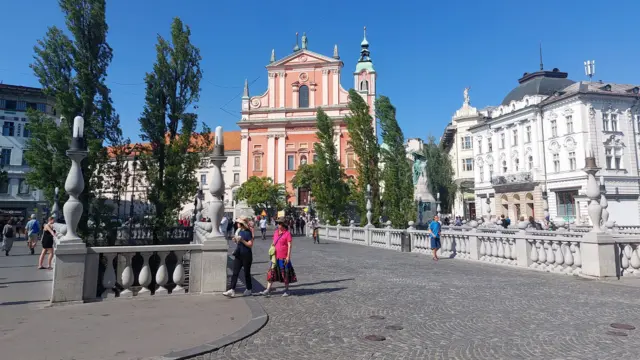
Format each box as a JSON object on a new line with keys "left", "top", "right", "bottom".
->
{"left": 301, "top": 32, "right": 308, "bottom": 50}
{"left": 464, "top": 87, "right": 471, "bottom": 105}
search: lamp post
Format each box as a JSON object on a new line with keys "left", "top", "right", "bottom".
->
{"left": 485, "top": 196, "right": 491, "bottom": 223}
{"left": 365, "top": 184, "right": 373, "bottom": 227}
{"left": 206, "top": 126, "right": 227, "bottom": 239}
{"left": 436, "top": 192, "right": 442, "bottom": 218}
{"left": 583, "top": 142, "right": 603, "bottom": 232}
{"left": 418, "top": 197, "right": 423, "bottom": 226}
{"left": 61, "top": 116, "right": 87, "bottom": 244}
{"left": 129, "top": 155, "right": 137, "bottom": 221}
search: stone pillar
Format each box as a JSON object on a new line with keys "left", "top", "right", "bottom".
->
{"left": 51, "top": 116, "right": 88, "bottom": 304}
{"left": 240, "top": 133, "right": 249, "bottom": 182}
{"left": 515, "top": 224, "right": 532, "bottom": 268}
{"left": 580, "top": 232, "right": 618, "bottom": 277}
{"left": 322, "top": 70, "right": 329, "bottom": 105}
{"left": 332, "top": 69, "right": 339, "bottom": 105}
{"left": 267, "top": 134, "right": 276, "bottom": 179}
{"left": 268, "top": 73, "right": 276, "bottom": 108}
{"left": 278, "top": 71, "right": 286, "bottom": 108}
{"left": 276, "top": 134, "right": 286, "bottom": 184}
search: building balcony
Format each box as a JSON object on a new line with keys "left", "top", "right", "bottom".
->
{"left": 491, "top": 172, "right": 536, "bottom": 192}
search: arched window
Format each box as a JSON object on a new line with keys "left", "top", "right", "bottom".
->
{"left": 300, "top": 155, "right": 307, "bottom": 165}
{"left": 360, "top": 80, "right": 369, "bottom": 92}
{"left": 299, "top": 85, "right": 309, "bottom": 108}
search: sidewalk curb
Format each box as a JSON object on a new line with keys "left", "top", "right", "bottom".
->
{"left": 148, "top": 296, "right": 268, "bottom": 360}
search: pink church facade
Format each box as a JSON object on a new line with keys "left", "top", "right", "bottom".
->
{"left": 238, "top": 29, "right": 377, "bottom": 206}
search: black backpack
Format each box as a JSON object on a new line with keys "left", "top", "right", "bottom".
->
{"left": 5, "top": 225, "right": 14, "bottom": 238}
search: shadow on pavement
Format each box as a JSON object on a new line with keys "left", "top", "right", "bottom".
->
{"left": 0, "top": 279, "right": 51, "bottom": 285}
{"left": 0, "top": 299, "right": 49, "bottom": 306}
{"left": 289, "top": 287, "right": 347, "bottom": 297}
{"left": 288, "top": 278, "right": 354, "bottom": 288}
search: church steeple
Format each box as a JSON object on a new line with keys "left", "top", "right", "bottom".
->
{"left": 241, "top": 79, "right": 250, "bottom": 111}
{"left": 358, "top": 26, "right": 371, "bottom": 63}
{"left": 333, "top": 44, "right": 340, "bottom": 59}
{"left": 270, "top": 49, "right": 275, "bottom": 63}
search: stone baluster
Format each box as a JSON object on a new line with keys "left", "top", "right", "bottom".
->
{"left": 529, "top": 240, "right": 539, "bottom": 268}
{"left": 155, "top": 252, "right": 169, "bottom": 295}
{"left": 173, "top": 251, "right": 186, "bottom": 294}
{"left": 479, "top": 236, "right": 486, "bottom": 260}
{"left": 538, "top": 240, "right": 547, "bottom": 270}
{"left": 138, "top": 252, "right": 152, "bottom": 295}
{"left": 554, "top": 240, "right": 564, "bottom": 272}
{"left": 562, "top": 241, "right": 574, "bottom": 274}
{"left": 51, "top": 187, "right": 60, "bottom": 221}
{"left": 119, "top": 253, "right": 134, "bottom": 297}
{"left": 545, "top": 240, "right": 555, "bottom": 269}
{"left": 583, "top": 144, "right": 603, "bottom": 232}
{"left": 600, "top": 176, "right": 609, "bottom": 226}
{"left": 61, "top": 116, "right": 88, "bottom": 244}
{"left": 349, "top": 220, "right": 355, "bottom": 242}
{"left": 101, "top": 253, "right": 116, "bottom": 298}
{"left": 336, "top": 220, "right": 342, "bottom": 241}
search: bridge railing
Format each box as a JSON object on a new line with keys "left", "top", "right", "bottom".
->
{"left": 313, "top": 220, "right": 640, "bottom": 279}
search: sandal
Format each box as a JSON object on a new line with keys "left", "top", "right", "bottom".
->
{"left": 47, "top": 267, "right": 53, "bottom": 270}
{"left": 38, "top": 266, "right": 46, "bottom": 270}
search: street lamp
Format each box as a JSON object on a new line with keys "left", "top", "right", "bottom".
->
{"left": 129, "top": 155, "right": 137, "bottom": 221}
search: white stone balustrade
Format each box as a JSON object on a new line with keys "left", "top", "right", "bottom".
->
{"left": 313, "top": 222, "right": 638, "bottom": 279}
{"left": 88, "top": 244, "right": 199, "bottom": 299}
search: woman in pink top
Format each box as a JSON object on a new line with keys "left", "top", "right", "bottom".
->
{"left": 260, "top": 217, "right": 297, "bottom": 297}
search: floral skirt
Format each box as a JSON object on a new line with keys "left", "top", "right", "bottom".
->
{"left": 267, "top": 259, "right": 297, "bottom": 285}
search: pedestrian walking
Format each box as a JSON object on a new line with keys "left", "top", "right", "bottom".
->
{"left": 223, "top": 217, "right": 254, "bottom": 297}
{"left": 259, "top": 216, "right": 267, "bottom": 240}
{"left": 428, "top": 215, "right": 441, "bottom": 261}
{"left": 226, "top": 216, "right": 234, "bottom": 239}
{"left": 311, "top": 217, "right": 320, "bottom": 244}
{"left": 25, "top": 214, "right": 41, "bottom": 255}
{"left": 260, "top": 217, "right": 297, "bottom": 297}
{"left": 2, "top": 218, "right": 16, "bottom": 256}
{"left": 38, "top": 217, "right": 56, "bottom": 270}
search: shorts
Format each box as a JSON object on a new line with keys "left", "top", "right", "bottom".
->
{"left": 28, "top": 234, "right": 39, "bottom": 242}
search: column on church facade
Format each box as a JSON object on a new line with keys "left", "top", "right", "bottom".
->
{"left": 332, "top": 69, "right": 339, "bottom": 105}
{"left": 292, "top": 84, "right": 299, "bottom": 109}
{"left": 268, "top": 73, "right": 276, "bottom": 108}
{"left": 322, "top": 70, "right": 329, "bottom": 105}
{"left": 267, "top": 135, "right": 276, "bottom": 179}
{"left": 309, "top": 85, "right": 316, "bottom": 107}
{"left": 277, "top": 134, "right": 285, "bottom": 184}
{"left": 240, "top": 134, "right": 249, "bottom": 181}
{"left": 278, "top": 72, "right": 285, "bottom": 108}
{"left": 535, "top": 111, "right": 544, "bottom": 174}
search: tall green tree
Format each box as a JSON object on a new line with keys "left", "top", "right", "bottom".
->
{"left": 377, "top": 96, "right": 415, "bottom": 227}
{"left": 235, "top": 176, "right": 286, "bottom": 215}
{"left": 423, "top": 136, "right": 457, "bottom": 212}
{"left": 290, "top": 163, "right": 316, "bottom": 191}
{"left": 138, "top": 17, "right": 211, "bottom": 241}
{"left": 345, "top": 89, "right": 381, "bottom": 224}
{"left": 313, "top": 109, "right": 350, "bottom": 224}
{"left": 25, "top": 0, "right": 122, "bottom": 233}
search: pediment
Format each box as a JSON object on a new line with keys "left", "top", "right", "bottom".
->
{"left": 268, "top": 50, "right": 341, "bottom": 68}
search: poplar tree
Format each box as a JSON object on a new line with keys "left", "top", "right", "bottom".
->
{"left": 25, "top": 0, "right": 123, "bottom": 232}
{"left": 313, "top": 109, "right": 349, "bottom": 223}
{"left": 423, "top": 136, "right": 457, "bottom": 212}
{"left": 377, "top": 96, "right": 415, "bottom": 227}
{"left": 138, "top": 17, "right": 211, "bottom": 242}
{"left": 345, "top": 89, "right": 381, "bottom": 224}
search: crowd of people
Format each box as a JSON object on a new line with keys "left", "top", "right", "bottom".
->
{"left": 0, "top": 214, "right": 57, "bottom": 270}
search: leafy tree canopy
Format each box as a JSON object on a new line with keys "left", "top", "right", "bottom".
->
{"left": 235, "top": 176, "right": 286, "bottom": 214}
{"left": 422, "top": 136, "right": 457, "bottom": 213}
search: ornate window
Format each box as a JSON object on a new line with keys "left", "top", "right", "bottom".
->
{"left": 605, "top": 148, "right": 613, "bottom": 168}
{"left": 525, "top": 126, "right": 531, "bottom": 143}
{"left": 556, "top": 190, "right": 578, "bottom": 218}
{"left": 568, "top": 152, "right": 576, "bottom": 170}
{"left": 514, "top": 158, "right": 520, "bottom": 172}
{"left": 611, "top": 113, "right": 618, "bottom": 131}
{"left": 287, "top": 155, "right": 295, "bottom": 170}
{"left": 500, "top": 133, "right": 505, "bottom": 149}
{"left": 299, "top": 85, "right": 309, "bottom": 108}
{"left": 527, "top": 155, "right": 533, "bottom": 170}
{"left": 359, "top": 80, "right": 369, "bottom": 92}
{"left": 512, "top": 129, "right": 518, "bottom": 146}
{"left": 487, "top": 138, "right": 493, "bottom": 151}
{"left": 477, "top": 139, "right": 482, "bottom": 153}
{"left": 461, "top": 136, "right": 472, "bottom": 149}
{"left": 463, "top": 158, "right": 473, "bottom": 171}
{"left": 553, "top": 154, "right": 560, "bottom": 172}
{"left": 18, "top": 179, "right": 30, "bottom": 194}
{"left": 551, "top": 120, "right": 557, "bottom": 137}
{"left": 566, "top": 115, "right": 573, "bottom": 133}
{"left": 233, "top": 173, "right": 239, "bottom": 184}
{"left": 603, "top": 113, "right": 610, "bottom": 131}
{"left": 488, "top": 164, "right": 494, "bottom": 179}
{"left": 300, "top": 155, "right": 308, "bottom": 166}
{"left": 479, "top": 165, "right": 484, "bottom": 182}
{"left": 502, "top": 160, "right": 507, "bottom": 173}
{"left": 346, "top": 153, "right": 355, "bottom": 169}
{"left": 234, "top": 157, "right": 240, "bottom": 166}
{"left": 253, "top": 154, "right": 262, "bottom": 171}
{"left": 200, "top": 174, "right": 207, "bottom": 185}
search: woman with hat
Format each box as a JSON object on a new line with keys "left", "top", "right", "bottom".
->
{"left": 260, "top": 217, "right": 297, "bottom": 297}
{"left": 223, "top": 217, "right": 254, "bottom": 297}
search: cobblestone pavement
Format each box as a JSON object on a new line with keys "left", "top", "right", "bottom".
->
{"left": 212, "top": 232, "right": 640, "bottom": 360}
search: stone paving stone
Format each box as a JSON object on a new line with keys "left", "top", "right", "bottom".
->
{"left": 209, "top": 232, "right": 640, "bottom": 360}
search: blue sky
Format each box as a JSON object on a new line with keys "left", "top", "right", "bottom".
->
{"left": 1, "top": 0, "right": 639, "bottom": 142}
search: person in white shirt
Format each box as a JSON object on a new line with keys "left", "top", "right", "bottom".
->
{"left": 259, "top": 216, "right": 268, "bottom": 240}
{"left": 220, "top": 216, "right": 229, "bottom": 239}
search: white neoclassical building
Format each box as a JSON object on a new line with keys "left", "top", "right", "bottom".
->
{"left": 466, "top": 67, "right": 640, "bottom": 225}
{"left": 440, "top": 89, "right": 483, "bottom": 219}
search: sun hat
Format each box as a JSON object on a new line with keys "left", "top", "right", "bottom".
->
{"left": 275, "top": 217, "right": 288, "bottom": 228}
{"left": 235, "top": 217, "right": 250, "bottom": 228}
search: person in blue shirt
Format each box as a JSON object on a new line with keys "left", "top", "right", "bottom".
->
{"left": 428, "top": 215, "right": 442, "bottom": 261}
